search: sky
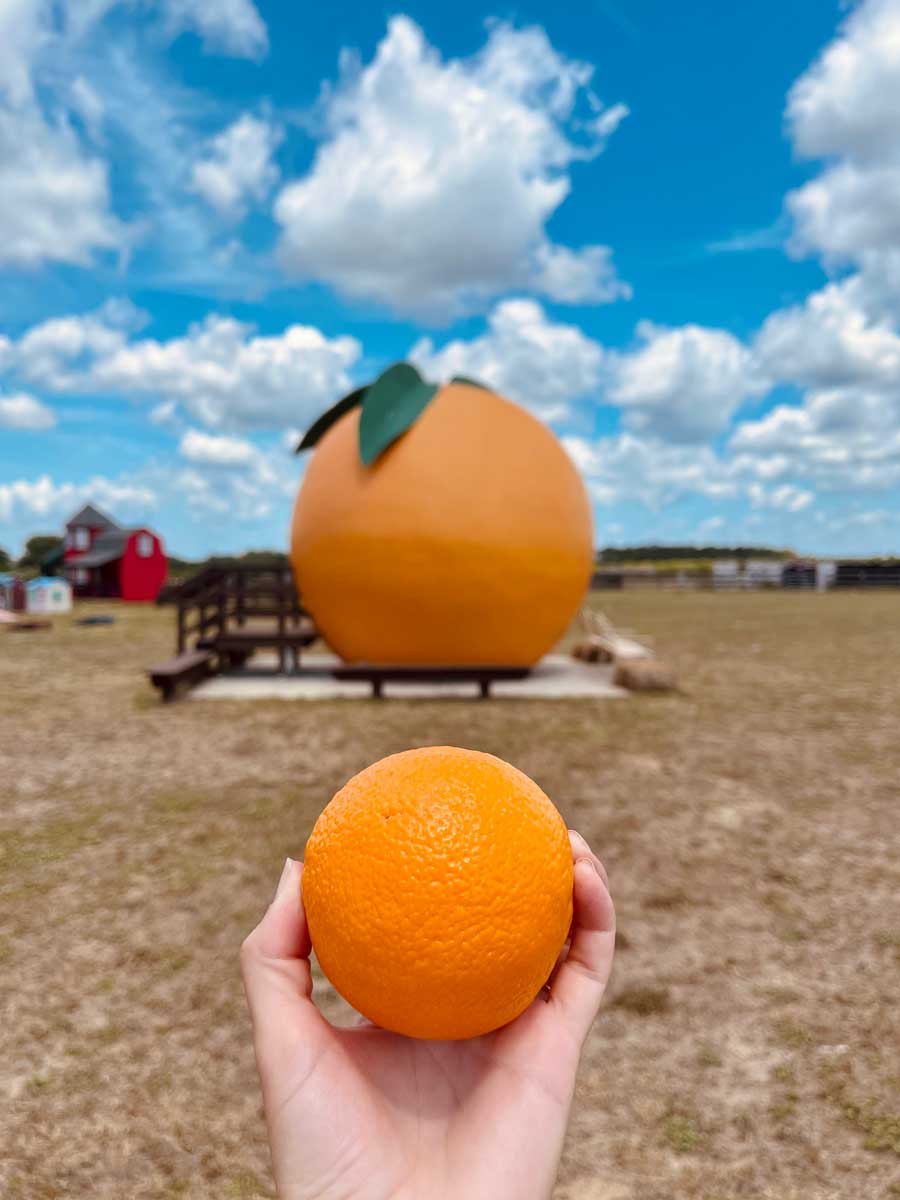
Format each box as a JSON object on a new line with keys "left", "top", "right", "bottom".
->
{"left": 1, "top": 0, "right": 900, "bottom": 559}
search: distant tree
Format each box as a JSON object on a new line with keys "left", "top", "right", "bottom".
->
{"left": 17, "top": 535, "right": 63, "bottom": 572}
{"left": 0, "top": 545, "right": 11, "bottom": 571}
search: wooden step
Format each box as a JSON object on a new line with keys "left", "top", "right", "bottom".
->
{"left": 146, "top": 649, "right": 214, "bottom": 702}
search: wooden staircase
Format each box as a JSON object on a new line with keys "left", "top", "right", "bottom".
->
{"left": 147, "top": 565, "right": 317, "bottom": 701}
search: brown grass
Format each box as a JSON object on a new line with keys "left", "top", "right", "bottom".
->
{"left": 1, "top": 591, "right": 898, "bottom": 1199}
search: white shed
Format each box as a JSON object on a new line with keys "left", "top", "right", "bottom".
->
{"left": 816, "top": 561, "right": 837, "bottom": 591}
{"left": 746, "top": 559, "right": 783, "bottom": 587}
{"left": 26, "top": 576, "right": 73, "bottom": 614}
{"left": 712, "top": 560, "right": 740, "bottom": 589}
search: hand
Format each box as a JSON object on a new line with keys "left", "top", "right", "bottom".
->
{"left": 241, "top": 830, "right": 615, "bottom": 1200}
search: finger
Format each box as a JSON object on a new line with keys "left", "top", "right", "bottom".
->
{"left": 543, "top": 833, "right": 606, "bottom": 994}
{"left": 568, "top": 829, "right": 608, "bottom": 888}
{"left": 550, "top": 855, "right": 615, "bottom": 1044}
{"left": 240, "top": 859, "right": 327, "bottom": 1063}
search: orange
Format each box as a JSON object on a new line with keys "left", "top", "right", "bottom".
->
{"left": 302, "top": 746, "right": 573, "bottom": 1040}
{"left": 290, "top": 381, "right": 593, "bottom": 666}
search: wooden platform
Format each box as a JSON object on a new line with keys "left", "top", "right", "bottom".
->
{"left": 190, "top": 654, "right": 628, "bottom": 702}
{"left": 331, "top": 663, "right": 530, "bottom": 698}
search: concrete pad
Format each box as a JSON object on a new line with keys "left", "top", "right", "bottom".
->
{"left": 190, "top": 653, "right": 628, "bottom": 701}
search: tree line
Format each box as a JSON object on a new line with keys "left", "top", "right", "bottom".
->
{"left": 598, "top": 545, "right": 792, "bottom": 563}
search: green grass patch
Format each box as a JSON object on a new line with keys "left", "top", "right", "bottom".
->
{"left": 615, "top": 986, "right": 671, "bottom": 1016}
{"left": 661, "top": 1111, "right": 703, "bottom": 1153}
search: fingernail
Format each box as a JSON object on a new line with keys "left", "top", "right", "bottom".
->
{"left": 576, "top": 856, "right": 600, "bottom": 876}
{"left": 272, "top": 857, "right": 297, "bottom": 903}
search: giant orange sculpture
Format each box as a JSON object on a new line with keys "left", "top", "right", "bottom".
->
{"left": 291, "top": 364, "right": 593, "bottom": 666}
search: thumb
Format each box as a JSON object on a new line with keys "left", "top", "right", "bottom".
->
{"left": 240, "top": 858, "right": 328, "bottom": 1071}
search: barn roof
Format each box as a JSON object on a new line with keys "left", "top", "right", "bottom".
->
{"left": 70, "top": 528, "right": 130, "bottom": 566}
{"left": 66, "top": 503, "right": 119, "bottom": 531}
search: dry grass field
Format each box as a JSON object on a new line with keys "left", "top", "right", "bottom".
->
{"left": 1, "top": 591, "right": 898, "bottom": 1200}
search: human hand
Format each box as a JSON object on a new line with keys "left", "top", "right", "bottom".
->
{"left": 241, "top": 830, "right": 614, "bottom": 1200}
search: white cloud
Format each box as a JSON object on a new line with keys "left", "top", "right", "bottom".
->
{"left": 0, "top": 104, "right": 124, "bottom": 269}
{"left": 0, "top": 473, "right": 158, "bottom": 527}
{"left": 754, "top": 278, "right": 900, "bottom": 388}
{"left": 0, "top": 452, "right": 296, "bottom": 549}
{"left": 14, "top": 298, "right": 146, "bottom": 389}
{"left": 70, "top": 75, "right": 105, "bottom": 140}
{"left": 788, "top": 161, "right": 900, "bottom": 267}
{"left": 410, "top": 298, "right": 603, "bottom": 422}
{"left": 90, "top": 316, "right": 360, "bottom": 430}
{"left": 785, "top": 0, "right": 900, "bottom": 305}
{"left": 274, "top": 16, "right": 629, "bottom": 316}
{"left": 787, "top": 0, "right": 900, "bottom": 165}
{"left": 562, "top": 433, "right": 740, "bottom": 507}
{"left": 179, "top": 428, "right": 256, "bottom": 466}
{"left": 529, "top": 242, "right": 630, "bottom": 304}
{"left": 0, "top": 1, "right": 274, "bottom": 279}
{"left": 606, "top": 320, "right": 767, "bottom": 442}
{"left": 827, "top": 507, "right": 897, "bottom": 531}
{"left": 159, "top": 0, "right": 268, "bottom": 60}
{"left": 166, "top": 442, "right": 297, "bottom": 521}
{"left": 0, "top": 0, "right": 45, "bottom": 107}
{"left": 698, "top": 515, "right": 725, "bottom": 535}
{"left": 190, "top": 114, "right": 282, "bottom": 219}
{"left": 747, "top": 482, "right": 814, "bottom": 512}
{"left": 731, "top": 386, "right": 900, "bottom": 491}
{"left": 0, "top": 2, "right": 134, "bottom": 271}
{"left": 0, "top": 392, "right": 56, "bottom": 430}
{"left": 10, "top": 305, "right": 361, "bottom": 432}
{"left": 149, "top": 399, "right": 180, "bottom": 427}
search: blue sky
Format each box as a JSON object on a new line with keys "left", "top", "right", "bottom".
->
{"left": 2, "top": 0, "right": 900, "bottom": 558}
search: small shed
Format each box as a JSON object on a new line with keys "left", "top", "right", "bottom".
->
{"left": 0, "top": 573, "right": 26, "bottom": 612}
{"left": 816, "top": 561, "right": 837, "bottom": 591}
{"left": 712, "top": 560, "right": 740, "bottom": 589}
{"left": 745, "top": 559, "right": 783, "bottom": 587}
{"left": 26, "top": 576, "right": 73, "bottom": 614}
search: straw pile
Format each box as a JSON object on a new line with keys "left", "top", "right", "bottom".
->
{"left": 574, "top": 607, "right": 677, "bottom": 692}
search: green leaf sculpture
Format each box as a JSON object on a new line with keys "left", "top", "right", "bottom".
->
{"left": 295, "top": 362, "right": 488, "bottom": 466}
{"left": 358, "top": 363, "right": 438, "bottom": 466}
{"left": 295, "top": 385, "right": 368, "bottom": 452}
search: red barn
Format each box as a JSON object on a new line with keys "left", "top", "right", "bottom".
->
{"left": 62, "top": 503, "right": 167, "bottom": 602}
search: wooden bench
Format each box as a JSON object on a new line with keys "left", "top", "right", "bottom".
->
{"left": 330, "top": 664, "right": 531, "bottom": 699}
{"left": 146, "top": 649, "right": 214, "bottom": 702}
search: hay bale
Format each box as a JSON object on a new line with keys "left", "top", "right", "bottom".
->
{"left": 612, "top": 657, "right": 677, "bottom": 692}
